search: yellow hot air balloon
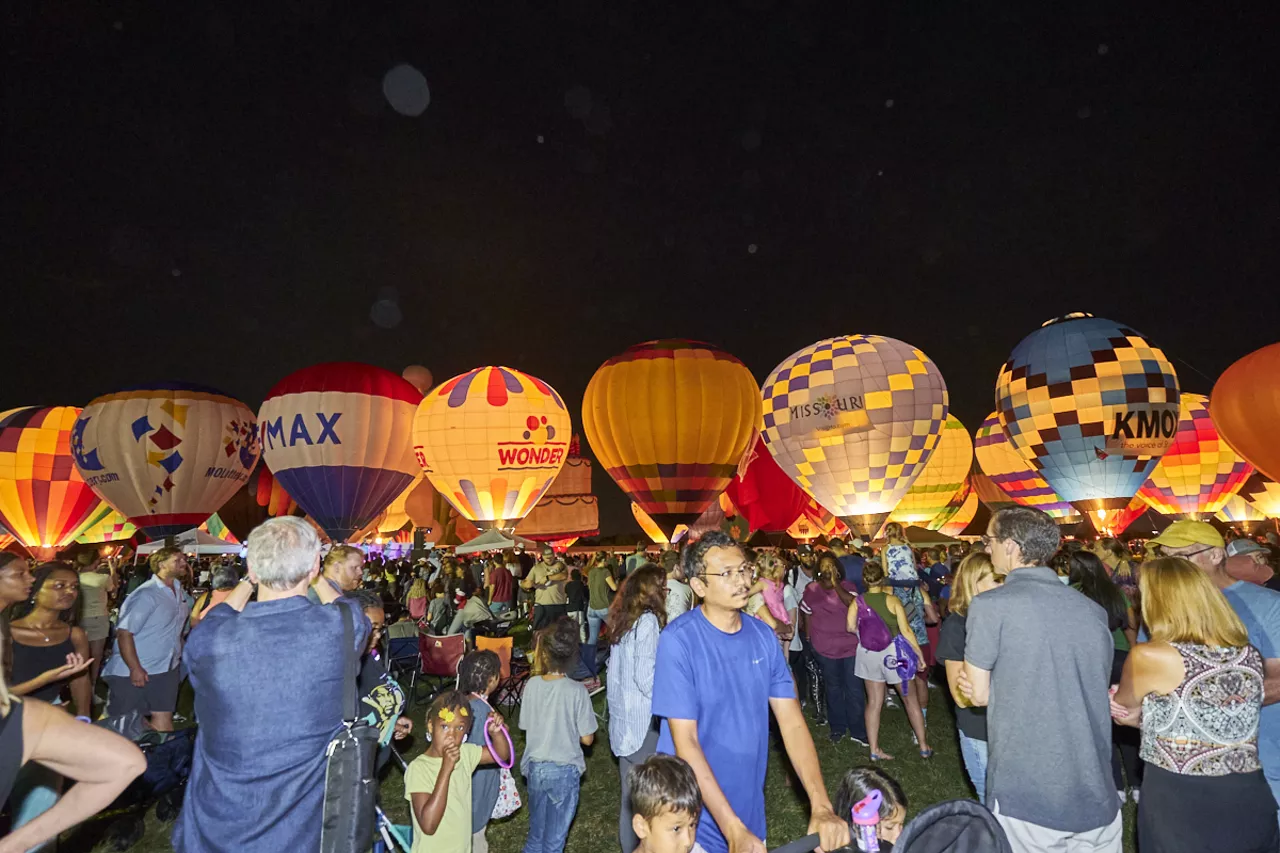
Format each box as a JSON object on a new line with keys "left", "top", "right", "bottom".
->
{"left": 1216, "top": 494, "right": 1268, "bottom": 533}
{"left": 937, "top": 490, "right": 978, "bottom": 538}
{"left": 414, "top": 366, "right": 571, "bottom": 530}
{"left": 633, "top": 502, "right": 671, "bottom": 545}
{"left": 890, "top": 415, "right": 972, "bottom": 525}
{"left": 583, "top": 340, "right": 759, "bottom": 536}
{"left": 1240, "top": 474, "right": 1280, "bottom": 520}
{"left": 1136, "top": 394, "right": 1254, "bottom": 520}
{"left": 761, "top": 335, "right": 949, "bottom": 537}
{"left": 75, "top": 505, "right": 137, "bottom": 544}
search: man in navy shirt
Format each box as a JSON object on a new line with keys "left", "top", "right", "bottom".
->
{"left": 828, "top": 538, "right": 865, "bottom": 594}
{"left": 652, "top": 532, "right": 848, "bottom": 853}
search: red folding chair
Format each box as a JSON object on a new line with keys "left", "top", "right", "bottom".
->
{"left": 416, "top": 633, "right": 466, "bottom": 705}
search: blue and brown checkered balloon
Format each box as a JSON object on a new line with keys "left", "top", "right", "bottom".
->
{"left": 761, "top": 335, "right": 948, "bottom": 532}
{"left": 995, "top": 314, "right": 1180, "bottom": 522}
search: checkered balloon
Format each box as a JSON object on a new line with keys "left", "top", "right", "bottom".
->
{"left": 1137, "top": 393, "right": 1254, "bottom": 518}
{"left": 761, "top": 335, "right": 949, "bottom": 535}
{"left": 995, "top": 314, "right": 1180, "bottom": 520}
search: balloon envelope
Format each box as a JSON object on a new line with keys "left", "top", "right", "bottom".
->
{"left": 890, "top": 415, "right": 972, "bottom": 526}
{"left": 74, "top": 383, "right": 260, "bottom": 539}
{"left": 0, "top": 407, "right": 104, "bottom": 555}
{"left": 936, "top": 490, "right": 979, "bottom": 538}
{"left": 1211, "top": 342, "right": 1280, "bottom": 483}
{"left": 414, "top": 366, "right": 570, "bottom": 530}
{"left": 724, "top": 437, "right": 807, "bottom": 534}
{"left": 996, "top": 315, "right": 1179, "bottom": 523}
{"left": 761, "top": 335, "right": 949, "bottom": 536}
{"left": 1137, "top": 393, "right": 1254, "bottom": 519}
{"left": 583, "top": 340, "right": 759, "bottom": 534}
{"left": 973, "top": 413, "right": 1078, "bottom": 520}
{"left": 75, "top": 505, "right": 137, "bottom": 544}
{"left": 259, "top": 363, "right": 423, "bottom": 541}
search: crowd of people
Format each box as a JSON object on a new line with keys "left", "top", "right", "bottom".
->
{"left": 2, "top": 512, "right": 1280, "bottom": 853}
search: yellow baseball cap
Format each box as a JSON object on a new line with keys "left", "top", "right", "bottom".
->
{"left": 1149, "top": 520, "right": 1225, "bottom": 550}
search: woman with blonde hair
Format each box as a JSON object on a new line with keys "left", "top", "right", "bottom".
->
{"left": 935, "top": 552, "right": 1000, "bottom": 802}
{"left": 1112, "top": 557, "right": 1278, "bottom": 852}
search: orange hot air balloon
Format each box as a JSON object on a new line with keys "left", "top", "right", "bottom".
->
{"left": 1211, "top": 342, "right": 1280, "bottom": 483}
{"left": 583, "top": 340, "right": 759, "bottom": 537}
{"left": 414, "top": 366, "right": 570, "bottom": 531}
{"left": 0, "top": 407, "right": 104, "bottom": 559}
{"left": 1137, "top": 393, "right": 1254, "bottom": 520}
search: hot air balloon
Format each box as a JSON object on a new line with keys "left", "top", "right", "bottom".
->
{"left": 259, "top": 363, "right": 423, "bottom": 541}
{"left": 402, "top": 365, "right": 435, "bottom": 394}
{"left": 1136, "top": 393, "right": 1254, "bottom": 520}
{"left": 199, "top": 513, "right": 240, "bottom": 544}
{"left": 75, "top": 505, "right": 137, "bottom": 545}
{"left": 73, "top": 383, "right": 260, "bottom": 540}
{"left": 995, "top": 314, "right": 1180, "bottom": 534}
{"left": 969, "top": 469, "right": 1019, "bottom": 511}
{"left": 761, "top": 335, "right": 949, "bottom": 537}
{"left": 1089, "top": 495, "right": 1151, "bottom": 538}
{"left": 583, "top": 340, "right": 759, "bottom": 536}
{"left": 889, "top": 415, "right": 972, "bottom": 526}
{"left": 517, "top": 437, "right": 601, "bottom": 541}
{"left": 926, "top": 478, "right": 972, "bottom": 532}
{"left": 1240, "top": 474, "right": 1280, "bottom": 520}
{"left": 414, "top": 366, "right": 570, "bottom": 531}
{"left": 724, "top": 437, "right": 808, "bottom": 534}
{"left": 1211, "top": 342, "right": 1280, "bottom": 483}
{"left": 973, "top": 413, "right": 1079, "bottom": 521}
{"left": 632, "top": 503, "right": 689, "bottom": 545}
{"left": 1216, "top": 494, "right": 1268, "bottom": 533}
{"left": 936, "top": 490, "right": 979, "bottom": 538}
{"left": 0, "top": 407, "right": 104, "bottom": 558}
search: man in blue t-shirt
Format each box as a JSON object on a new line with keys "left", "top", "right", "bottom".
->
{"left": 1148, "top": 520, "right": 1280, "bottom": 810}
{"left": 828, "top": 538, "right": 865, "bottom": 593}
{"left": 652, "top": 532, "right": 849, "bottom": 853}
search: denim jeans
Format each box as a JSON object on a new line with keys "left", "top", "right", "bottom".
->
{"left": 586, "top": 607, "right": 610, "bottom": 646}
{"left": 814, "top": 651, "right": 867, "bottom": 741}
{"left": 958, "top": 731, "right": 988, "bottom": 804}
{"left": 523, "top": 762, "right": 581, "bottom": 853}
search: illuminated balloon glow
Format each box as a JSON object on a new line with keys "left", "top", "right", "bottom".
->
{"left": 583, "top": 340, "right": 759, "bottom": 536}
{"left": 0, "top": 407, "right": 104, "bottom": 558}
{"left": 1240, "top": 474, "right": 1280, "bottom": 520}
{"left": 75, "top": 505, "right": 137, "bottom": 544}
{"left": 890, "top": 415, "right": 972, "bottom": 526}
{"left": 1211, "top": 342, "right": 1280, "bottom": 483}
{"left": 632, "top": 502, "right": 687, "bottom": 545}
{"left": 926, "top": 478, "right": 972, "bottom": 532}
{"left": 260, "top": 363, "right": 423, "bottom": 541}
{"left": 74, "top": 384, "right": 259, "bottom": 539}
{"left": 996, "top": 315, "right": 1179, "bottom": 534}
{"left": 414, "top": 366, "right": 570, "bottom": 531}
{"left": 973, "top": 413, "right": 1078, "bottom": 521}
{"left": 762, "top": 335, "right": 949, "bottom": 537}
{"left": 936, "top": 490, "right": 978, "bottom": 538}
{"left": 1216, "top": 494, "right": 1267, "bottom": 532}
{"left": 1136, "top": 394, "right": 1254, "bottom": 520}
{"left": 725, "top": 437, "right": 808, "bottom": 534}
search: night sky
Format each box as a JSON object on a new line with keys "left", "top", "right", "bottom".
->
{"left": 5, "top": 1, "right": 1278, "bottom": 536}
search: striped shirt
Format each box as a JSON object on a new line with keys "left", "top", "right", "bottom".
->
{"left": 606, "top": 611, "right": 660, "bottom": 756}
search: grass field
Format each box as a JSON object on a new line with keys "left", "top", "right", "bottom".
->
{"left": 72, "top": 676, "right": 1138, "bottom": 853}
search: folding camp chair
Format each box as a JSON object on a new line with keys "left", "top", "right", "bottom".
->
{"left": 476, "top": 634, "right": 531, "bottom": 716}
{"left": 415, "top": 633, "right": 466, "bottom": 704}
{"left": 387, "top": 633, "right": 422, "bottom": 702}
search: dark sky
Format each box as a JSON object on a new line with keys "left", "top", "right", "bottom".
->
{"left": 5, "top": 0, "right": 1278, "bottom": 537}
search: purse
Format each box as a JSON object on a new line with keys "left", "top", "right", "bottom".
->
{"left": 472, "top": 696, "right": 522, "bottom": 820}
{"left": 320, "top": 604, "right": 381, "bottom": 853}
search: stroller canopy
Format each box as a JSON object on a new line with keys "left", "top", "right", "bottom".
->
{"left": 894, "top": 799, "right": 1012, "bottom": 853}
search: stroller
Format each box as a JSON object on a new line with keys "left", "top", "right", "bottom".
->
{"left": 95, "top": 723, "right": 198, "bottom": 851}
{"left": 772, "top": 798, "right": 1012, "bottom": 853}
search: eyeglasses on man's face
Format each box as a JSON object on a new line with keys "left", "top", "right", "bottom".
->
{"left": 698, "top": 563, "right": 757, "bottom": 585}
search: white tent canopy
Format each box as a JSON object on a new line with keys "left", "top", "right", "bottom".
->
{"left": 137, "top": 528, "right": 242, "bottom": 556}
{"left": 453, "top": 529, "right": 538, "bottom": 556}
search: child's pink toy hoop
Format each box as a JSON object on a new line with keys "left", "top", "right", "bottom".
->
{"left": 485, "top": 722, "right": 515, "bottom": 769}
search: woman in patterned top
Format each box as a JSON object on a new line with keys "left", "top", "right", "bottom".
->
{"left": 1111, "top": 556, "right": 1278, "bottom": 853}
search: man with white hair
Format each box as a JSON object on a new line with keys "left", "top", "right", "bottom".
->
{"left": 174, "top": 517, "right": 371, "bottom": 853}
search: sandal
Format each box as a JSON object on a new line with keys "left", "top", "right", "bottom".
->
{"left": 870, "top": 752, "right": 893, "bottom": 761}
{"left": 919, "top": 748, "right": 934, "bottom": 759}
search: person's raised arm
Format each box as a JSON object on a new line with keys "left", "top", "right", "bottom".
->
{"left": 668, "top": 718, "right": 763, "bottom": 853}
{"left": 0, "top": 700, "right": 146, "bottom": 853}
{"left": 409, "top": 747, "right": 458, "bottom": 836}
{"left": 771, "top": 697, "right": 851, "bottom": 853}
{"left": 221, "top": 578, "right": 257, "bottom": 612}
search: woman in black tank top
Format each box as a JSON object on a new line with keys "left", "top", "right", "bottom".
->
{"left": 7, "top": 563, "right": 93, "bottom": 716}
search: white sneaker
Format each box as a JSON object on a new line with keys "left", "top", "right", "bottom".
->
{"left": 1130, "top": 789, "right": 1140, "bottom": 804}
{"left": 1117, "top": 791, "right": 1126, "bottom": 805}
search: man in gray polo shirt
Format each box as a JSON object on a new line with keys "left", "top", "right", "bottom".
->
{"left": 959, "top": 506, "right": 1119, "bottom": 853}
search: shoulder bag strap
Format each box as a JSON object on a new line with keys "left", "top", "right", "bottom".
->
{"left": 340, "top": 603, "right": 357, "bottom": 723}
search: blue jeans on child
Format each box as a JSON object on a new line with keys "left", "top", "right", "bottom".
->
{"left": 523, "top": 761, "right": 581, "bottom": 853}
{"left": 958, "top": 731, "right": 988, "bottom": 804}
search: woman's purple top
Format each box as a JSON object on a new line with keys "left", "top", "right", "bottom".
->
{"left": 801, "top": 581, "right": 860, "bottom": 659}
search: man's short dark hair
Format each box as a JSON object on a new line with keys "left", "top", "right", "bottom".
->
{"left": 629, "top": 754, "right": 703, "bottom": 822}
{"left": 681, "top": 531, "right": 745, "bottom": 581}
{"left": 991, "top": 506, "right": 1061, "bottom": 566}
